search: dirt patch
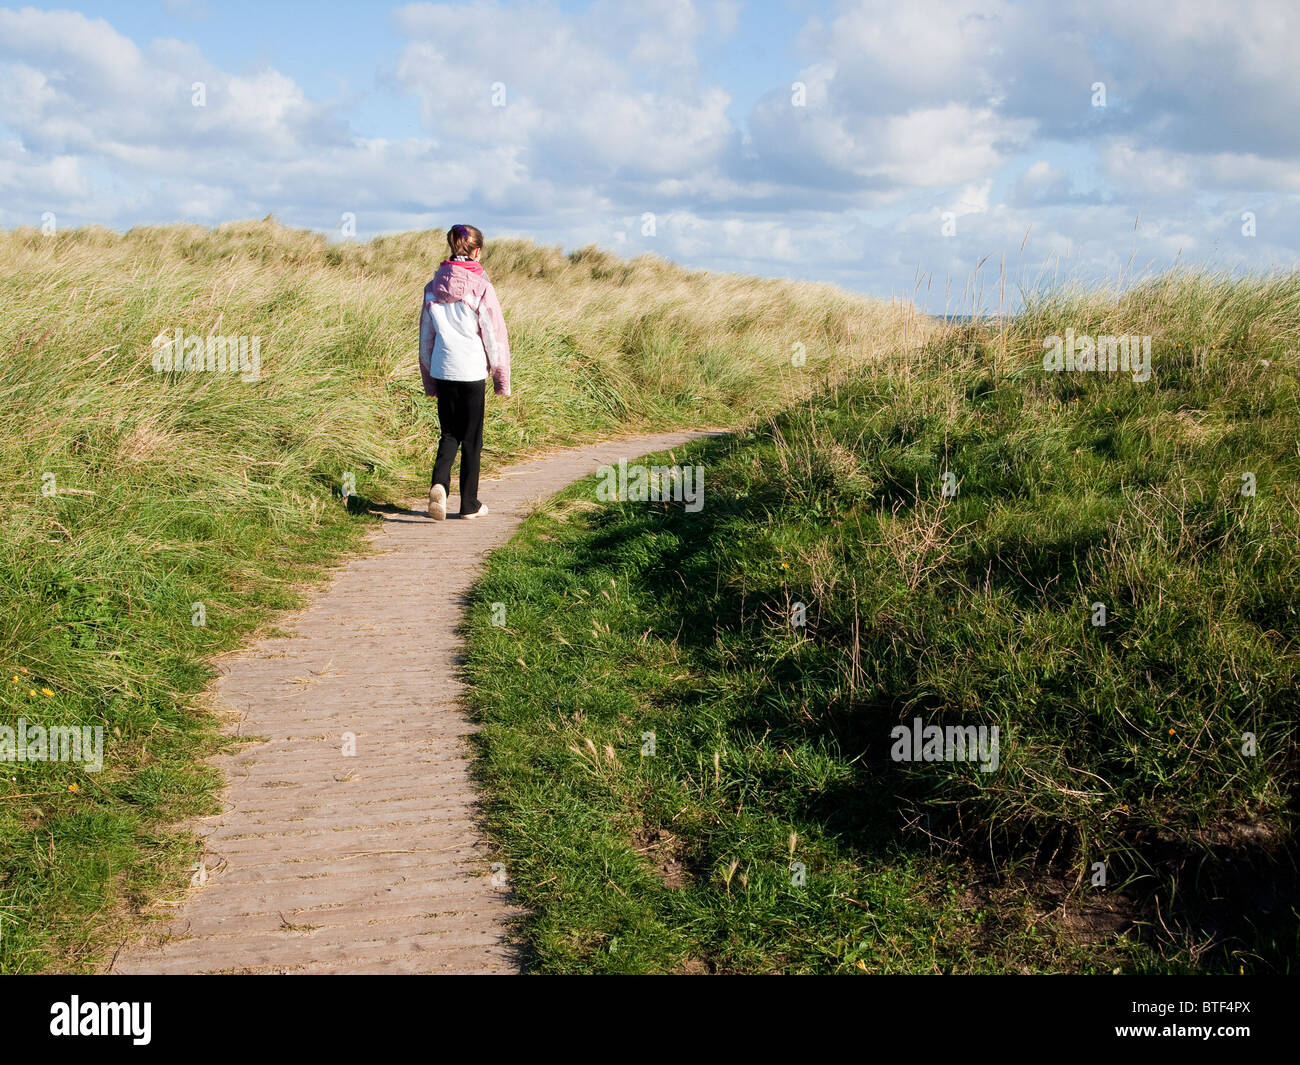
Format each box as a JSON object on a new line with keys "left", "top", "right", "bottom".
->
{"left": 1028, "top": 876, "right": 1140, "bottom": 939}
{"left": 634, "top": 827, "right": 690, "bottom": 889}
{"left": 955, "top": 868, "right": 1142, "bottom": 961}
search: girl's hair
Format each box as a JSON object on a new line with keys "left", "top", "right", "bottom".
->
{"left": 447, "top": 224, "right": 484, "bottom": 257}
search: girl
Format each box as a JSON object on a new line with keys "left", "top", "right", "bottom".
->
{"left": 418, "top": 224, "right": 511, "bottom": 520}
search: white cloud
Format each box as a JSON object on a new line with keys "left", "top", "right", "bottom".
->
{"left": 390, "top": 0, "right": 735, "bottom": 201}
{"left": 0, "top": 0, "right": 1295, "bottom": 309}
{"left": 746, "top": 87, "right": 1032, "bottom": 193}
{"left": 0, "top": 140, "right": 88, "bottom": 199}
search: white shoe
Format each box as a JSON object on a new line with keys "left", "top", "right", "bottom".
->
{"left": 460, "top": 503, "right": 489, "bottom": 519}
{"left": 427, "top": 484, "right": 447, "bottom": 520}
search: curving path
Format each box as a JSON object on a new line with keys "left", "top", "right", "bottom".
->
{"left": 114, "top": 432, "right": 711, "bottom": 975}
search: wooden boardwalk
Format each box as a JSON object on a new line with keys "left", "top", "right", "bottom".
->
{"left": 114, "top": 432, "right": 707, "bottom": 974}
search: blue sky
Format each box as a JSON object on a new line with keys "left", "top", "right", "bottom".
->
{"left": 1, "top": 0, "right": 1297, "bottom": 312}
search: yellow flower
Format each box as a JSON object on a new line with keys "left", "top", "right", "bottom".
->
{"left": 67, "top": 783, "right": 79, "bottom": 793}
{"left": 1168, "top": 728, "right": 1175, "bottom": 735}
{"left": 41, "top": 688, "right": 54, "bottom": 697}
{"left": 10, "top": 676, "right": 17, "bottom": 684}
{"left": 28, "top": 689, "right": 36, "bottom": 697}
{"left": 781, "top": 562, "right": 789, "bottom": 570}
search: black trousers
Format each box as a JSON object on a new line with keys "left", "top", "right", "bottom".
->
{"left": 431, "top": 378, "right": 486, "bottom": 514}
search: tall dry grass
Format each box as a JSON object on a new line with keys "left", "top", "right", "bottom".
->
{"left": 0, "top": 218, "right": 924, "bottom": 972}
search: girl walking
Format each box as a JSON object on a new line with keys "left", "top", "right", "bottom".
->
{"left": 418, "top": 224, "right": 511, "bottom": 519}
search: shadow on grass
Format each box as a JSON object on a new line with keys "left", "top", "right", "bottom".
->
{"left": 527, "top": 429, "right": 1298, "bottom": 972}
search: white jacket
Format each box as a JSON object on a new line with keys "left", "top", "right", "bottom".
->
{"left": 418, "top": 258, "right": 511, "bottom": 395}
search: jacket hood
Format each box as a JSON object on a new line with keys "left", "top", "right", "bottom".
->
{"left": 431, "top": 258, "right": 485, "bottom": 303}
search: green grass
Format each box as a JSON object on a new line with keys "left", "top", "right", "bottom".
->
{"left": 0, "top": 219, "right": 919, "bottom": 972}
{"left": 463, "top": 274, "right": 1299, "bottom": 973}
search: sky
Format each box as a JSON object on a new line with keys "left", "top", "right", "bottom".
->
{"left": 1, "top": 0, "right": 1298, "bottom": 313}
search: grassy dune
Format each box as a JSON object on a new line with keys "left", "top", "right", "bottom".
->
{"left": 0, "top": 219, "right": 921, "bottom": 972}
{"left": 463, "top": 272, "right": 1299, "bottom": 973}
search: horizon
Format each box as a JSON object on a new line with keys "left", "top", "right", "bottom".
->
{"left": 2, "top": 0, "right": 1297, "bottom": 314}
